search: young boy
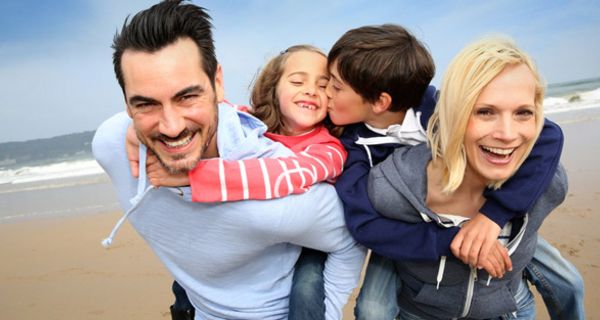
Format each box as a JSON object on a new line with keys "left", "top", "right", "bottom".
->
{"left": 291, "top": 24, "right": 584, "bottom": 319}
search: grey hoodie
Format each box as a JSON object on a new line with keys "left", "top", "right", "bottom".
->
{"left": 368, "top": 143, "right": 567, "bottom": 319}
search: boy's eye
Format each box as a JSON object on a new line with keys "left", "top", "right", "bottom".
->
{"left": 290, "top": 81, "right": 303, "bottom": 86}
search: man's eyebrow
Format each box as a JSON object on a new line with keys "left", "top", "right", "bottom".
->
{"left": 174, "top": 85, "right": 203, "bottom": 99}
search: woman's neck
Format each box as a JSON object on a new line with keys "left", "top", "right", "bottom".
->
{"left": 426, "top": 159, "right": 486, "bottom": 218}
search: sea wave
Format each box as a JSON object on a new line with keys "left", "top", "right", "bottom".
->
{"left": 0, "top": 159, "right": 105, "bottom": 185}
{"left": 544, "top": 87, "right": 600, "bottom": 114}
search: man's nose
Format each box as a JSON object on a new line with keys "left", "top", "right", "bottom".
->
{"left": 159, "top": 104, "right": 186, "bottom": 138}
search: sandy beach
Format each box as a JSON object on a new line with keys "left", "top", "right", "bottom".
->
{"left": 1, "top": 116, "right": 599, "bottom": 319}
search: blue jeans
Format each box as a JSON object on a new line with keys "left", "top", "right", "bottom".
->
{"left": 289, "top": 248, "right": 328, "bottom": 320}
{"left": 354, "top": 253, "right": 400, "bottom": 320}
{"left": 524, "top": 237, "right": 585, "bottom": 320}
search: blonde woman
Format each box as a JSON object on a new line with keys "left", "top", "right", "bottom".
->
{"left": 368, "top": 37, "right": 573, "bottom": 319}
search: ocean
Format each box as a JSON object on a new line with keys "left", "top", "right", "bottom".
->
{"left": 1, "top": 77, "right": 599, "bottom": 222}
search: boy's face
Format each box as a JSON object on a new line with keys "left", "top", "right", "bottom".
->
{"left": 325, "top": 61, "right": 372, "bottom": 126}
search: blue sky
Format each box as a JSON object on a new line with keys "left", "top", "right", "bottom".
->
{"left": 1, "top": 0, "right": 599, "bottom": 143}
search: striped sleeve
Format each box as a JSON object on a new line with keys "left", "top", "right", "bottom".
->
{"left": 189, "top": 140, "right": 347, "bottom": 202}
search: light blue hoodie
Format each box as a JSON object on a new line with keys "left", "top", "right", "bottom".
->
{"left": 93, "top": 104, "right": 365, "bottom": 320}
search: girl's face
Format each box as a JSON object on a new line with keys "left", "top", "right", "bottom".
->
{"left": 463, "top": 63, "right": 538, "bottom": 186}
{"left": 276, "top": 51, "right": 329, "bottom": 135}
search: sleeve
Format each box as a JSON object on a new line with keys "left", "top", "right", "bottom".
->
{"left": 188, "top": 138, "right": 346, "bottom": 202}
{"left": 278, "top": 184, "right": 366, "bottom": 320}
{"left": 337, "top": 133, "right": 459, "bottom": 261}
{"left": 91, "top": 112, "right": 137, "bottom": 211}
{"left": 480, "top": 119, "right": 564, "bottom": 227}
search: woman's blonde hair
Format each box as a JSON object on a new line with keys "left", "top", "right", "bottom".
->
{"left": 427, "top": 36, "right": 545, "bottom": 193}
{"left": 250, "top": 45, "right": 342, "bottom": 136}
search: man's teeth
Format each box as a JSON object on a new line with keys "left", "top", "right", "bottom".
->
{"left": 298, "top": 103, "right": 317, "bottom": 110}
{"left": 164, "top": 135, "right": 193, "bottom": 148}
{"left": 482, "top": 146, "right": 514, "bottom": 156}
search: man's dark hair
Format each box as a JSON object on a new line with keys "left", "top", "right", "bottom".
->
{"left": 112, "top": 0, "right": 217, "bottom": 94}
{"left": 328, "top": 24, "right": 435, "bottom": 112}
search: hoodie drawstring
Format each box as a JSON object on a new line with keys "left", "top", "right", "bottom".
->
{"left": 101, "top": 144, "right": 149, "bottom": 248}
{"left": 436, "top": 255, "right": 446, "bottom": 290}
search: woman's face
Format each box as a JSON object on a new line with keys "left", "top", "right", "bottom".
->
{"left": 276, "top": 50, "right": 329, "bottom": 135}
{"left": 463, "top": 63, "right": 538, "bottom": 186}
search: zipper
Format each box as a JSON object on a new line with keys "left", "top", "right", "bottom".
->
{"left": 460, "top": 266, "right": 477, "bottom": 318}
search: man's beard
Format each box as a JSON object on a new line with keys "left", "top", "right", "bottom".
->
{"left": 138, "top": 113, "right": 218, "bottom": 175}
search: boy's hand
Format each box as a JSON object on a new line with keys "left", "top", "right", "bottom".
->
{"left": 125, "top": 124, "right": 141, "bottom": 178}
{"left": 478, "top": 241, "right": 511, "bottom": 278}
{"left": 146, "top": 152, "right": 190, "bottom": 187}
{"left": 450, "top": 213, "right": 511, "bottom": 271}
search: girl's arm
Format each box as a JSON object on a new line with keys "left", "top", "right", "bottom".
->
{"left": 189, "top": 131, "right": 346, "bottom": 202}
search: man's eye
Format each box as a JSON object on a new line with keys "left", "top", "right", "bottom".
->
{"left": 180, "top": 94, "right": 197, "bottom": 102}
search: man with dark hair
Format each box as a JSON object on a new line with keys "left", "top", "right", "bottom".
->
{"left": 93, "top": 1, "right": 365, "bottom": 319}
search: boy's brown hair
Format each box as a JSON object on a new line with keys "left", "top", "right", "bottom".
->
{"left": 328, "top": 24, "right": 435, "bottom": 112}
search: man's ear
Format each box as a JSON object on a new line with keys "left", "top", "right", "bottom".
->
{"left": 125, "top": 97, "right": 133, "bottom": 118}
{"left": 214, "top": 64, "right": 225, "bottom": 103}
{"left": 371, "top": 92, "right": 392, "bottom": 114}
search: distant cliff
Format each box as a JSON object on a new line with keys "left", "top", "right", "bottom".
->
{"left": 0, "top": 131, "right": 95, "bottom": 170}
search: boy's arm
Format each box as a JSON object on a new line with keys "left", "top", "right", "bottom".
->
{"left": 337, "top": 132, "right": 459, "bottom": 261}
{"left": 452, "top": 119, "right": 563, "bottom": 266}
{"left": 189, "top": 139, "right": 346, "bottom": 202}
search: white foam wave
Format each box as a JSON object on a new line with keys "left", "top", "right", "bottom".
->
{"left": 0, "top": 159, "right": 105, "bottom": 185}
{"left": 544, "top": 88, "right": 600, "bottom": 114}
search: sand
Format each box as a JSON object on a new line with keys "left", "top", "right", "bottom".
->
{"left": 0, "top": 117, "right": 598, "bottom": 319}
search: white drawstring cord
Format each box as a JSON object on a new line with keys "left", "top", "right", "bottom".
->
{"left": 436, "top": 256, "right": 446, "bottom": 290}
{"left": 101, "top": 144, "right": 149, "bottom": 248}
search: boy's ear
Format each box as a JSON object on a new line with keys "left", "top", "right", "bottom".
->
{"left": 371, "top": 92, "right": 393, "bottom": 114}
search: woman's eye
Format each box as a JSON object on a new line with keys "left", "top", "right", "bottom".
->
{"left": 475, "top": 108, "right": 493, "bottom": 116}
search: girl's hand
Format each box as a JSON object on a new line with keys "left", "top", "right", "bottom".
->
{"left": 125, "top": 124, "right": 141, "bottom": 178}
{"left": 146, "top": 151, "right": 190, "bottom": 187}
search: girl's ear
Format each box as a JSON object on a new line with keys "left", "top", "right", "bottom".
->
{"left": 371, "top": 92, "right": 392, "bottom": 114}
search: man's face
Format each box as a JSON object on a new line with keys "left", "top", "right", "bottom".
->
{"left": 122, "top": 37, "right": 224, "bottom": 174}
